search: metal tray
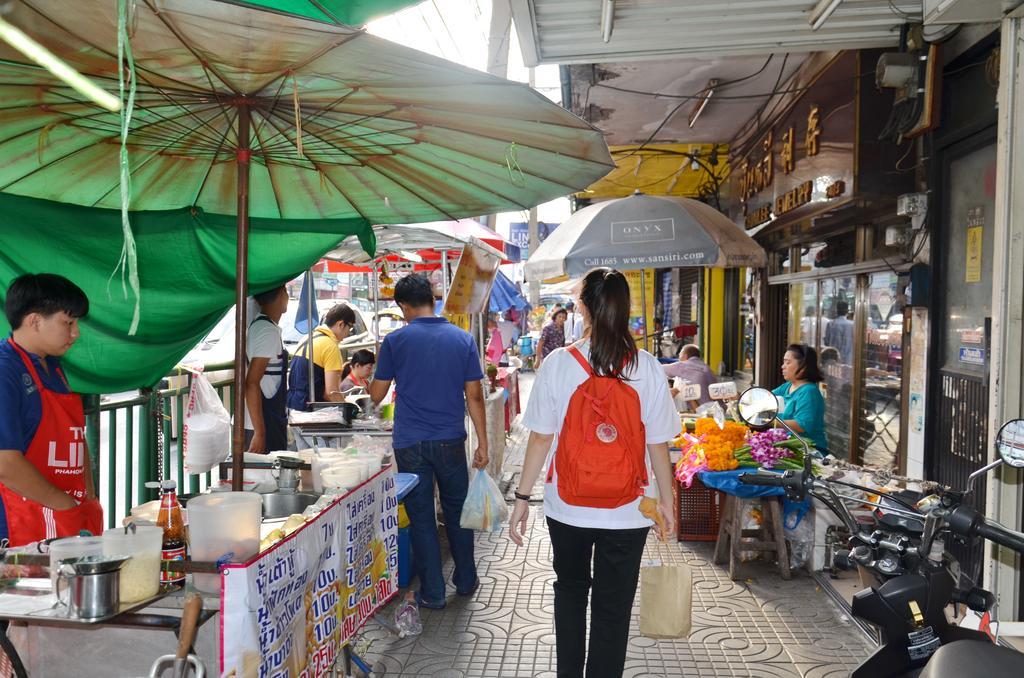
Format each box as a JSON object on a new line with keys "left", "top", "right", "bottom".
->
{"left": 0, "top": 579, "right": 169, "bottom": 626}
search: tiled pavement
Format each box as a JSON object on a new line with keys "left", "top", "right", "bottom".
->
{"left": 359, "top": 373, "right": 874, "bottom": 676}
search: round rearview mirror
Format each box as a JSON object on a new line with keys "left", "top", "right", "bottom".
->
{"left": 995, "top": 419, "right": 1024, "bottom": 469}
{"left": 737, "top": 387, "right": 779, "bottom": 429}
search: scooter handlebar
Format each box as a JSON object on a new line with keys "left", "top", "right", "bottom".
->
{"left": 974, "top": 518, "right": 1024, "bottom": 555}
{"left": 947, "top": 505, "right": 1024, "bottom": 555}
{"left": 738, "top": 472, "right": 786, "bottom": 487}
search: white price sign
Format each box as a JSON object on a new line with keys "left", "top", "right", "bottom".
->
{"left": 708, "top": 381, "right": 738, "bottom": 400}
{"left": 679, "top": 383, "right": 702, "bottom": 401}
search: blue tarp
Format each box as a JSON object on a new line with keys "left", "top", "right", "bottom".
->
{"left": 698, "top": 469, "right": 787, "bottom": 498}
{"left": 490, "top": 271, "right": 530, "bottom": 313}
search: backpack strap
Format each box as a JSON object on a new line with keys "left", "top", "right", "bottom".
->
{"left": 567, "top": 346, "right": 592, "bottom": 375}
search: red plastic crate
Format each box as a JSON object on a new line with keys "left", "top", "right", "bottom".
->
{"left": 676, "top": 476, "right": 722, "bottom": 541}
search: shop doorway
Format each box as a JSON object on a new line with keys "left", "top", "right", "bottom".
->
{"left": 928, "top": 135, "right": 996, "bottom": 581}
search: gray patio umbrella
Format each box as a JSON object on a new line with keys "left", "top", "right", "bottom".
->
{"left": 524, "top": 193, "right": 766, "bottom": 281}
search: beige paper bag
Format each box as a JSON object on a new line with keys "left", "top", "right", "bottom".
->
{"left": 639, "top": 563, "right": 693, "bottom": 639}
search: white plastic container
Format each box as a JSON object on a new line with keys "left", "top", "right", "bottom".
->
{"left": 186, "top": 492, "right": 262, "bottom": 593}
{"left": 49, "top": 536, "right": 103, "bottom": 590}
{"left": 102, "top": 526, "right": 162, "bottom": 602}
{"left": 311, "top": 451, "right": 355, "bottom": 493}
{"left": 320, "top": 462, "right": 364, "bottom": 492}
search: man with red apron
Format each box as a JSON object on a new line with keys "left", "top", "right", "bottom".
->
{"left": 0, "top": 274, "right": 102, "bottom": 547}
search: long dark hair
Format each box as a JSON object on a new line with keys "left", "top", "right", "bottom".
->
{"left": 786, "top": 343, "right": 823, "bottom": 383}
{"left": 342, "top": 349, "right": 376, "bottom": 381}
{"left": 579, "top": 268, "right": 637, "bottom": 379}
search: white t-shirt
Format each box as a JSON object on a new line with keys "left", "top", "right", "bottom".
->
{"left": 522, "top": 340, "right": 681, "bottom": 529}
{"left": 563, "top": 312, "right": 584, "bottom": 344}
{"left": 244, "top": 316, "right": 285, "bottom": 430}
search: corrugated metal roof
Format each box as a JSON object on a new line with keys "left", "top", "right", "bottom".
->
{"left": 511, "top": 0, "right": 921, "bottom": 66}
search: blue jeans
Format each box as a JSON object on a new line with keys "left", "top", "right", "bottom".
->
{"left": 394, "top": 437, "right": 476, "bottom": 602}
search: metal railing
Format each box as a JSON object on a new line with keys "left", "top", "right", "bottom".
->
{"left": 83, "top": 362, "right": 236, "bottom": 528}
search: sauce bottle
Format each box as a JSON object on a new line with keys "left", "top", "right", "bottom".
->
{"left": 148, "top": 480, "right": 186, "bottom": 586}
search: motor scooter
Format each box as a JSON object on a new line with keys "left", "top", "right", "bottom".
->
{"left": 733, "top": 387, "right": 1024, "bottom": 678}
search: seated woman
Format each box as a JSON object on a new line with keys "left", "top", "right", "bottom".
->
{"left": 772, "top": 343, "right": 828, "bottom": 453}
{"left": 338, "top": 349, "right": 376, "bottom": 394}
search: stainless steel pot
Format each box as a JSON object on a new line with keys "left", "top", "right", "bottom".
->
{"left": 56, "top": 555, "right": 129, "bottom": 619}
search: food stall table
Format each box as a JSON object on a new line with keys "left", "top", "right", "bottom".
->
{"left": 0, "top": 584, "right": 219, "bottom": 678}
{"left": 497, "top": 367, "right": 520, "bottom": 433}
{"left": 699, "top": 470, "right": 791, "bottom": 581}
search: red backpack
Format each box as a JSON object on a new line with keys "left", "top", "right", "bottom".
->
{"left": 547, "top": 346, "right": 648, "bottom": 508}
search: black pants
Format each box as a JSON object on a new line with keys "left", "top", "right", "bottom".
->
{"left": 547, "top": 517, "right": 650, "bottom": 678}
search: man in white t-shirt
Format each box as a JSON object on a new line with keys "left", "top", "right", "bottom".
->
{"left": 563, "top": 301, "right": 585, "bottom": 345}
{"left": 244, "top": 286, "right": 289, "bottom": 453}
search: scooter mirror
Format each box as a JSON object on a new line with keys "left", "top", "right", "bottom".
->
{"left": 995, "top": 418, "right": 1024, "bottom": 469}
{"left": 736, "top": 387, "right": 779, "bottom": 429}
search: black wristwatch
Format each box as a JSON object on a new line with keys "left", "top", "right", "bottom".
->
{"left": 514, "top": 491, "right": 531, "bottom": 501}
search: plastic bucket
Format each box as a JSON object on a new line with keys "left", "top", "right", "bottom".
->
{"left": 102, "top": 526, "right": 162, "bottom": 602}
{"left": 186, "top": 492, "right": 262, "bottom": 593}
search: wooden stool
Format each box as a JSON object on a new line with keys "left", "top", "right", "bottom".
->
{"left": 713, "top": 494, "right": 791, "bottom": 580}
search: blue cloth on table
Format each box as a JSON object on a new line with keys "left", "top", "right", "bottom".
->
{"left": 697, "top": 469, "right": 787, "bottom": 498}
{"left": 395, "top": 472, "right": 420, "bottom": 501}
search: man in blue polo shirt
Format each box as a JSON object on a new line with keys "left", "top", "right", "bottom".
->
{"left": 369, "top": 273, "right": 488, "bottom": 610}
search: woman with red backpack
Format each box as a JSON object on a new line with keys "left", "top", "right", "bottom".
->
{"left": 509, "top": 268, "right": 680, "bottom": 678}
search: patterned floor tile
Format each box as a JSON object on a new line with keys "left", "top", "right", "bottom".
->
{"left": 359, "top": 384, "right": 873, "bottom": 676}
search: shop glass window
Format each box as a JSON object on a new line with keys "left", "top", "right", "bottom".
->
{"left": 819, "top": 277, "right": 856, "bottom": 458}
{"left": 770, "top": 248, "right": 791, "bottom": 276}
{"left": 941, "top": 144, "right": 995, "bottom": 376}
{"left": 858, "top": 272, "right": 905, "bottom": 470}
{"left": 788, "top": 282, "right": 819, "bottom": 348}
{"left": 739, "top": 269, "right": 757, "bottom": 375}
{"left": 798, "top": 243, "right": 827, "bottom": 273}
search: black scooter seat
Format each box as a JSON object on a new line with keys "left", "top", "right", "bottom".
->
{"left": 918, "top": 640, "right": 1024, "bottom": 678}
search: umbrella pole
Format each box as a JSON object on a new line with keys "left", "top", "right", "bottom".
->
{"left": 372, "top": 262, "right": 380, "bottom": 353}
{"left": 641, "top": 268, "right": 649, "bottom": 353}
{"left": 306, "top": 270, "right": 315, "bottom": 405}
{"left": 440, "top": 249, "right": 450, "bottom": 306}
{"left": 231, "top": 106, "right": 252, "bottom": 491}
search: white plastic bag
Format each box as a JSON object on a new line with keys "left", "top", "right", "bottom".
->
{"left": 460, "top": 469, "right": 508, "bottom": 531}
{"left": 183, "top": 370, "right": 231, "bottom": 474}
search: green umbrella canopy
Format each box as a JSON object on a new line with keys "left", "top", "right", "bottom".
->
{"left": 0, "top": 0, "right": 613, "bottom": 391}
{"left": 0, "top": 0, "right": 613, "bottom": 221}
{"left": 218, "top": 0, "right": 421, "bottom": 26}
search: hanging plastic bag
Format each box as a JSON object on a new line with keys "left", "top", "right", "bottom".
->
{"left": 784, "top": 497, "right": 814, "bottom": 570}
{"left": 460, "top": 469, "right": 508, "bottom": 531}
{"left": 183, "top": 370, "right": 231, "bottom": 474}
{"left": 695, "top": 400, "right": 726, "bottom": 429}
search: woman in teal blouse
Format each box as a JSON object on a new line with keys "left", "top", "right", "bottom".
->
{"left": 771, "top": 344, "right": 828, "bottom": 452}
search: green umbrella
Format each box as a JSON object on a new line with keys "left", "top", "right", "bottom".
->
{"left": 219, "top": 0, "right": 421, "bottom": 26}
{"left": 0, "top": 0, "right": 612, "bottom": 476}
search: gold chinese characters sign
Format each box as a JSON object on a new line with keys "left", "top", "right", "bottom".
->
{"left": 729, "top": 52, "right": 859, "bottom": 233}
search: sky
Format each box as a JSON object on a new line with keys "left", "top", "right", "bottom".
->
{"left": 366, "top": 0, "right": 572, "bottom": 243}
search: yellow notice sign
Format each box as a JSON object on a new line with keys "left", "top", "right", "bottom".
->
{"left": 965, "top": 226, "right": 983, "bottom": 283}
{"left": 624, "top": 269, "right": 656, "bottom": 351}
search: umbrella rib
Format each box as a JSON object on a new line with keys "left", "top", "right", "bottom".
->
{"left": 86, "top": 105, "right": 230, "bottom": 207}
{"left": 251, "top": 77, "right": 291, "bottom": 148}
{"left": 250, "top": 115, "right": 287, "bottom": 219}
{"left": 141, "top": 0, "right": 241, "bottom": 96}
{"left": 44, "top": 86, "right": 229, "bottom": 152}
{"left": 274, "top": 88, "right": 359, "bottom": 133}
{"left": 376, "top": 152, "right": 532, "bottom": 213}
{"left": 20, "top": 1, "right": 219, "bottom": 97}
{"left": 256, "top": 111, "right": 373, "bottom": 222}
{"left": 250, "top": 31, "right": 364, "bottom": 96}
{"left": 191, "top": 107, "right": 240, "bottom": 207}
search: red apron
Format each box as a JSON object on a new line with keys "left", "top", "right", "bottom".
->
{"left": 0, "top": 340, "right": 103, "bottom": 546}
